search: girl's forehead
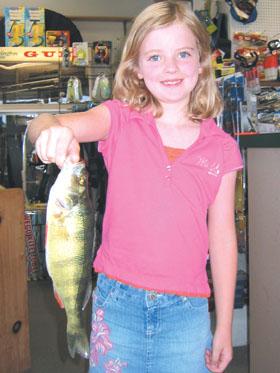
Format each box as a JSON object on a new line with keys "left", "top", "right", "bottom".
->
{"left": 140, "top": 22, "right": 197, "bottom": 49}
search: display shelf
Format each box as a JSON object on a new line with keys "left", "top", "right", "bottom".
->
{"left": 0, "top": 103, "right": 73, "bottom": 114}
{"left": 260, "top": 80, "right": 280, "bottom": 88}
{"left": 239, "top": 133, "right": 280, "bottom": 148}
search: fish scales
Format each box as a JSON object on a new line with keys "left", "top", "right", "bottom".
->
{"left": 46, "top": 160, "right": 94, "bottom": 359}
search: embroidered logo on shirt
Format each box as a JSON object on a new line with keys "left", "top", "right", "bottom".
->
{"left": 196, "top": 156, "right": 220, "bottom": 177}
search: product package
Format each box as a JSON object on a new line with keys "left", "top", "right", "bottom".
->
{"left": 92, "top": 73, "right": 111, "bottom": 102}
{"left": 66, "top": 76, "right": 83, "bottom": 103}
{"left": 25, "top": 7, "right": 45, "bottom": 47}
{"left": 4, "top": 6, "right": 25, "bottom": 47}
{"left": 46, "top": 30, "right": 70, "bottom": 47}
{"left": 72, "top": 42, "right": 89, "bottom": 66}
{"left": 93, "top": 41, "right": 112, "bottom": 64}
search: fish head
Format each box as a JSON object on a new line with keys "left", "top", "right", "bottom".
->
{"left": 49, "top": 160, "right": 89, "bottom": 216}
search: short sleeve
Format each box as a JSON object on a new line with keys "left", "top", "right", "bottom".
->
{"left": 221, "top": 134, "right": 243, "bottom": 175}
{"left": 98, "top": 99, "right": 124, "bottom": 166}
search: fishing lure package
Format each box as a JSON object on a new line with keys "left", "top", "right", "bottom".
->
{"left": 93, "top": 41, "right": 112, "bottom": 65}
{"left": 4, "top": 6, "right": 25, "bottom": 47}
{"left": 66, "top": 76, "right": 83, "bottom": 103}
{"left": 72, "top": 42, "right": 89, "bottom": 66}
{"left": 217, "top": 73, "right": 245, "bottom": 135}
{"left": 25, "top": 7, "right": 45, "bottom": 47}
{"left": 92, "top": 73, "right": 111, "bottom": 102}
{"left": 46, "top": 30, "right": 70, "bottom": 47}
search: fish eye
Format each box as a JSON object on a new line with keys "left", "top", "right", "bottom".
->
{"left": 79, "top": 176, "right": 85, "bottom": 186}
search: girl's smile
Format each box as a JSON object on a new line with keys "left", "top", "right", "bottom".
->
{"left": 160, "top": 79, "right": 183, "bottom": 86}
{"left": 137, "top": 22, "right": 201, "bottom": 108}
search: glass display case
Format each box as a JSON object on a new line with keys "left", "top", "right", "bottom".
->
{"left": 0, "top": 47, "right": 108, "bottom": 279}
{"left": 0, "top": 48, "right": 90, "bottom": 197}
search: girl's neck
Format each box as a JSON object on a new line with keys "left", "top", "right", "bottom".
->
{"left": 157, "top": 105, "right": 191, "bottom": 128}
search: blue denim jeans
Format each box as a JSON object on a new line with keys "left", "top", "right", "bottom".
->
{"left": 89, "top": 274, "right": 212, "bottom": 372}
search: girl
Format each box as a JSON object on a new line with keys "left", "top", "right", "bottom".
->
{"left": 28, "top": 1, "right": 243, "bottom": 372}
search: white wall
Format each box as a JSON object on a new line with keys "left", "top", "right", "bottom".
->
{"left": 1, "top": 0, "right": 152, "bottom": 18}
{"left": 1, "top": 1, "right": 153, "bottom": 53}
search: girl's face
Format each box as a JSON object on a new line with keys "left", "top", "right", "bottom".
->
{"left": 137, "top": 22, "right": 201, "bottom": 109}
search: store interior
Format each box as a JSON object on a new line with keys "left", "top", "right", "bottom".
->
{"left": 0, "top": 1, "right": 280, "bottom": 372}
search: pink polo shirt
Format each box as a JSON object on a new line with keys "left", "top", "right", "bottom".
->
{"left": 93, "top": 99, "right": 243, "bottom": 297}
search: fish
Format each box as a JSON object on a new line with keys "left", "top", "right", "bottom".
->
{"left": 45, "top": 160, "right": 94, "bottom": 359}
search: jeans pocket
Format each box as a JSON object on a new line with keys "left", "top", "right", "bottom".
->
{"left": 93, "top": 274, "right": 117, "bottom": 307}
{"left": 187, "top": 297, "right": 209, "bottom": 310}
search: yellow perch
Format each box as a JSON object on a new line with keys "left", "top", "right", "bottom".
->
{"left": 46, "top": 160, "right": 94, "bottom": 359}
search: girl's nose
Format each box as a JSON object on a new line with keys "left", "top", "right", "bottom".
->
{"left": 164, "top": 56, "right": 178, "bottom": 73}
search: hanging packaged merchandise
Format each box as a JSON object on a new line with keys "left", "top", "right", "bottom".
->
{"left": 66, "top": 76, "right": 83, "bottom": 103}
{"left": 263, "top": 54, "right": 278, "bottom": 81}
{"left": 211, "top": 3, "right": 231, "bottom": 58}
{"left": 268, "top": 39, "right": 280, "bottom": 54}
{"left": 195, "top": 10, "right": 217, "bottom": 35}
{"left": 92, "top": 74, "right": 111, "bottom": 101}
{"left": 225, "top": 0, "right": 258, "bottom": 24}
{"left": 4, "top": 6, "right": 25, "bottom": 47}
{"left": 62, "top": 46, "right": 71, "bottom": 68}
{"left": 99, "top": 74, "right": 111, "bottom": 100}
{"left": 92, "top": 75, "right": 101, "bottom": 101}
{"left": 72, "top": 42, "right": 89, "bottom": 66}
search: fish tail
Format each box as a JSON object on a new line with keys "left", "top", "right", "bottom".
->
{"left": 67, "top": 329, "right": 89, "bottom": 359}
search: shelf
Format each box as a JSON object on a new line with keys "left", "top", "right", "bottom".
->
{"left": 260, "top": 80, "right": 280, "bottom": 87}
{"left": 0, "top": 103, "right": 73, "bottom": 115}
{"left": 239, "top": 132, "right": 280, "bottom": 148}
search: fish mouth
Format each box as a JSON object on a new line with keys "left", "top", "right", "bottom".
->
{"left": 63, "top": 158, "right": 85, "bottom": 167}
{"left": 62, "top": 159, "right": 86, "bottom": 176}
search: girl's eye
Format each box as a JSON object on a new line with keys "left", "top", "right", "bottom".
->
{"left": 148, "top": 54, "right": 161, "bottom": 62}
{"left": 178, "top": 51, "right": 190, "bottom": 59}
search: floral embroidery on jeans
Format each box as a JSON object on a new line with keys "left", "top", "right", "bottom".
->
{"left": 90, "top": 308, "right": 113, "bottom": 367}
{"left": 104, "top": 358, "right": 128, "bottom": 372}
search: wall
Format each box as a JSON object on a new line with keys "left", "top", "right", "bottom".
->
{"left": 194, "top": 1, "right": 280, "bottom": 40}
{"left": 0, "top": 0, "right": 153, "bottom": 52}
{"left": 226, "top": 1, "right": 280, "bottom": 39}
{"left": 0, "top": 0, "right": 152, "bottom": 18}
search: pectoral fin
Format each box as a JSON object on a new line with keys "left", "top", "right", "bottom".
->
{"left": 54, "top": 289, "right": 65, "bottom": 309}
{"left": 82, "top": 280, "right": 92, "bottom": 311}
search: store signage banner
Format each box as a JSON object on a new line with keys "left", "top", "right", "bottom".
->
{"left": 0, "top": 47, "right": 72, "bottom": 62}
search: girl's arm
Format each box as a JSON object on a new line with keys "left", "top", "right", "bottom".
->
{"left": 205, "top": 170, "right": 238, "bottom": 373}
{"left": 27, "top": 104, "right": 110, "bottom": 167}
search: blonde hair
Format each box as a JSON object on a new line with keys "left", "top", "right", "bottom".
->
{"left": 113, "top": 0, "right": 223, "bottom": 120}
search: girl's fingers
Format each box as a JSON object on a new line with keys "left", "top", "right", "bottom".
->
{"left": 67, "top": 138, "right": 80, "bottom": 164}
{"left": 205, "top": 348, "right": 230, "bottom": 373}
{"left": 34, "top": 126, "right": 78, "bottom": 168}
{"left": 35, "top": 130, "right": 51, "bottom": 163}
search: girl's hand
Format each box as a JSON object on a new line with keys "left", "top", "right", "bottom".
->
{"left": 205, "top": 329, "right": 233, "bottom": 372}
{"left": 35, "top": 125, "right": 80, "bottom": 168}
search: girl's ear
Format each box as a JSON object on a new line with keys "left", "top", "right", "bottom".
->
{"left": 135, "top": 64, "right": 143, "bottom": 80}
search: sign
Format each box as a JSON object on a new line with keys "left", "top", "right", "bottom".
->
{"left": 0, "top": 47, "right": 73, "bottom": 62}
